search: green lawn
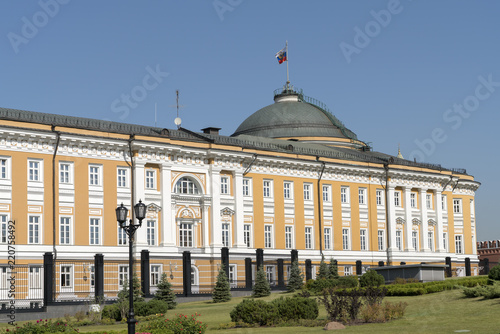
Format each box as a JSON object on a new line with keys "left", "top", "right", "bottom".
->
{"left": 3, "top": 289, "right": 500, "bottom": 333}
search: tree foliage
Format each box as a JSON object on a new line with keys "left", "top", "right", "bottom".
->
{"left": 154, "top": 272, "right": 177, "bottom": 309}
{"left": 253, "top": 266, "right": 271, "bottom": 297}
{"left": 213, "top": 263, "right": 232, "bottom": 303}
{"left": 287, "top": 260, "right": 304, "bottom": 292}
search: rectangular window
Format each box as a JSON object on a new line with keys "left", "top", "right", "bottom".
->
{"left": 455, "top": 235, "right": 463, "bottom": 254}
{"left": 0, "top": 158, "right": 7, "bottom": 179}
{"left": 470, "top": 199, "right": 475, "bottom": 217}
{"left": 118, "top": 226, "right": 127, "bottom": 245}
{"left": 376, "top": 189, "right": 383, "bottom": 206}
{"left": 394, "top": 191, "right": 401, "bottom": 207}
{"left": 1, "top": 215, "right": 7, "bottom": 243}
{"left": 60, "top": 217, "right": 71, "bottom": 245}
{"left": 147, "top": 220, "right": 156, "bottom": 246}
{"left": 443, "top": 232, "right": 448, "bottom": 251}
{"left": 222, "top": 223, "right": 230, "bottom": 247}
{"left": 266, "top": 266, "right": 274, "bottom": 284}
{"left": 428, "top": 231, "right": 434, "bottom": 251}
{"left": 323, "top": 185, "right": 331, "bottom": 202}
{"left": 305, "top": 227, "right": 313, "bottom": 249}
{"left": 28, "top": 160, "right": 40, "bottom": 181}
{"left": 264, "top": 225, "right": 273, "bottom": 248}
{"left": 150, "top": 265, "right": 161, "bottom": 286}
{"left": 341, "top": 187, "right": 349, "bottom": 204}
{"left": 396, "top": 230, "right": 402, "bottom": 251}
{"left": 263, "top": 180, "right": 272, "bottom": 198}
{"left": 412, "top": 231, "right": 418, "bottom": 251}
{"left": 453, "top": 199, "right": 462, "bottom": 213}
{"left": 342, "top": 228, "right": 350, "bottom": 250}
{"left": 285, "top": 226, "right": 293, "bottom": 249}
{"left": 220, "top": 176, "right": 229, "bottom": 194}
{"left": 426, "top": 194, "right": 432, "bottom": 210}
{"left": 344, "top": 266, "right": 352, "bottom": 276}
{"left": 179, "top": 223, "right": 193, "bottom": 247}
{"left": 59, "top": 163, "right": 71, "bottom": 184}
{"left": 90, "top": 218, "right": 100, "bottom": 245}
{"left": 146, "top": 170, "right": 156, "bottom": 189}
{"left": 303, "top": 183, "right": 312, "bottom": 201}
{"left": 228, "top": 265, "right": 236, "bottom": 286}
{"left": 378, "top": 230, "right": 385, "bottom": 251}
{"left": 28, "top": 215, "right": 40, "bottom": 244}
{"left": 61, "top": 266, "right": 72, "bottom": 288}
{"left": 358, "top": 188, "right": 366, "bottom": 205}
{"left": 244, "top": 224, "right": 251, "bottom": 248}
{"left": 89, "top": 165, "right": 100, "bottom": 186}
{"left": 410, "top": 193, "right": 416, "bottom": 208}
{"left": 324, "top": 227, "right": 332, "bottom": 250}
{"left": 242, "top": 178, "right": 251, "bottom": 196}
{"left": 360, "top": 229, "right": 367, "bottom": 251}
{"left": 283, "top": 181, "right": 292, "bottom": 199}
{"left": 118, "top": 265, "right": 128, "bottom": 288}
{"left": 117, "top": 168, "right": 128, "bottom": 188}
{"left": 90, "top": 265, "right": 95, "bottom": 289}
{"left": 442, "top": 195, "right": 447, "bottom": 211}
{"left": 29, "top": 267, "right": 42, "bottom": 290}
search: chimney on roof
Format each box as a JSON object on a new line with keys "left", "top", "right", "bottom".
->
{"left": 201, "top": 127, "right": 221, "bottom": 135}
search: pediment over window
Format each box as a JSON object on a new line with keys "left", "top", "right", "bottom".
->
{"left": 412, "top": 218, "right": 421, "bottom": 225}
{"left": 220, "top": 207, "right": 235, "bottom": 216}
{"left": 147, "top": 203, "right": 162, "bottom": 213}
{"left": 396, "top": 217, "right": 406, "bottom": 225}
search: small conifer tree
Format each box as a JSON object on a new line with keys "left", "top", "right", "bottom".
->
{"left": 117, "top": 273, "right": 144, "bottom": 319}
{"left": 252, "top": 266, "right": 271, "bottom": 297}
{"left": 154, "top": 272, "right": 177, "bottom": 309}
{"left": 328, "top": 258, "right": 339, "bottom": 279}
{"left": 287, "top": 260, "right": 304, "bottom": 292}
{"left": 317, "top": 260, "right": 329, "bottom": 280}
{"left": 212, "top": 263, "right": 232, "bottom": 303}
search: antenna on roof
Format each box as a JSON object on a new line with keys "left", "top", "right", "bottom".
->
{"left": 170, "top": 89, "right": 184, "bottom": 129}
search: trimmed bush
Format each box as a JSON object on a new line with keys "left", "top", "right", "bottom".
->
{"left": 102, "top": 303, "right": 121, "bottom": 321}
{"left": 271, "top": 296, "right": 318, "bottom": 321}
{"left": 488, "top": 264, "right": 500, "bottom": 281}
{"left": 338, "top": 275, "right": 359, "bottom": 288}
{"left": 135, "top": 299, "right": 170, "bottom": 316}
{"left": 359, "top": 270, "right": 385, "bottom": 287}
{"left": 230, "top": 299, "right": 278, "bottom": 326}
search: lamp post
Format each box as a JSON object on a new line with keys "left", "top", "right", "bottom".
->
{"left": 116, "top": 200, "right": 147, "bottom": 334}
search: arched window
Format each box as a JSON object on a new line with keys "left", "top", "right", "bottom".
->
{"left": 174, "top": 177, "right": 200, "bottom": 194}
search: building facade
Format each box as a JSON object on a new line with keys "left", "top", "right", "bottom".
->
{"left": 0, "top": 86, "right": 480, "bottom": 302}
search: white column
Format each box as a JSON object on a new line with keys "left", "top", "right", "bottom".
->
{"left": 202, "top": 203, "right": 210, "bottom": 249}
{"left": 210, "top": 167, "right": 223, "bottom": 248}
{"left": 233, "top": 172, "right": 246, "bottom": 248}
{"left": 134, "top": 161, "right": 147, "bottom": 246}
{"left": 387, "top": 185, "right": 397, "bottom": 252}
{"left": 419, "top": 188, "right": 429, "bottom": 252}
{"left": 160, "top": 164, "right": 175, "bottom": 247}
{"left": 435, "top": 189, "right": 445, "bottom": 252}
{"left": 403, "top": 187, "right": 413, "bottom": 251}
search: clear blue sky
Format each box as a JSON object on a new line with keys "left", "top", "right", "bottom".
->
{"left": 1, "top": 0, "right": 499, "bottom": 241}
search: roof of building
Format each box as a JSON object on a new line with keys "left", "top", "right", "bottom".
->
{"left": 0, "top": 106, "right": 468, "bottom": 175}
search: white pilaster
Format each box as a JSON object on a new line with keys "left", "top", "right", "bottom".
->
{"left": 387, "top": 186, "right": 397, "bottom": 252}
{"left": 160, "top": 164, "right": 175, "bottom": 246}
{"left": 210, "top": 167, "right": 223, "bottom": 248}
{"left": 435, "top": 189, "right": 445, "bottom": 252}
{"left": 233, "top": 172, "right": 246, "bottom": 248}
{"left": 419, "top": 188, "right": 429, "bottom": 252}
{"left": 202, "top": 203, "right": 210, "bottom": 249}
{"left": 134, "top": 161, "right": 147, "bottom": 247}
{"left": 403, "top": 187, "right": 413, "bottom": 251}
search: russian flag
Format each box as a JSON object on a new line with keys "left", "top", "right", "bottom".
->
{"left": 275, "top": 47, "right": 287, "bottom": 64}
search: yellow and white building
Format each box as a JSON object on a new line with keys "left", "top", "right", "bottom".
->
{"left": 0, "top": 86, "right": 480, "bottom": 298}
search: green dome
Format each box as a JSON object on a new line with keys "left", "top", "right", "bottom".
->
{"left": 231, "top": 88, "right": 360, "bottom": 145}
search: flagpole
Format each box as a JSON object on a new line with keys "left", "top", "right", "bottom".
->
{"left": 286, "top": 40, "right": 290, "bottom": 88}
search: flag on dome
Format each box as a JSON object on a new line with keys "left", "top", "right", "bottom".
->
{"left": 275, "top": 46, "right": 287, "bottom": 64}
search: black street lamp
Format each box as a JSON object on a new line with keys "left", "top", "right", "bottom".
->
{"left": 116, "top": 200, "right": 147, "bottom": 334}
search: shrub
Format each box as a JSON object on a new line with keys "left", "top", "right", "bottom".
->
{"left": 137, "top": 313, "right": 207, "bottom": 334}
{"left": 360, "top": 270, "right": 385, "bottom": 287}
{"left": 1, "top": 319, "right": 78, "bottom": 333}
{"left": 488, "top": 264, "right": 500, "bottom": 281}
{"left": 212, "top": 263, "right": 231, "bottom": 303}
{"left": 319, "top": 288, "right": 364, "bottom": 324}
{"left": 287, "top": 260, "right": 304, "bottom": 292}
{"left": 462, "top": 282, "right": 500, "bottom": 299}
{"left": 102, "top": 303, "right": 121, "bottom": 321}
{"left": 359, "top": 301, "right": 407, "bottom": 323}
{"left": 154, "top": 272, "right": 177, "bottom": 309}
{"left": 363, "top": 286, "right": 387, "bottom": 306}
{"left": 317, "top": 261, "right": 329, "bottom": 280}
{"left": 305, "top": 278, "right": 337, "bottom": 294}
{"left": 230, "top": 299, "right": 278, "bottom": 326}
{"left": 270, "top": 296, "right": 318, "bottom": 321}
{"left": 135, "top": 299, "right": 170, "bottom": 316}
{"left": 253, "top": 266, "right": 271, "bottom": 297}
{"left": 338, "top": 275, "right": 359, "bottom": 288}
